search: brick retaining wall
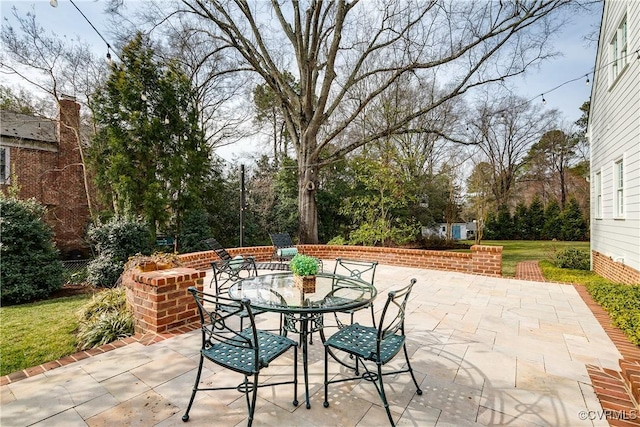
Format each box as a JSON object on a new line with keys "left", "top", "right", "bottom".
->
{"left": 178, "top": 244, "right": 503, "bottom": 277}
{"left": 125, "top": 244, "right": 502, "bottom": 335}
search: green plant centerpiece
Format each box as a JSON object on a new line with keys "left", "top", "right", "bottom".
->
{"left": 290, "top": 254, "right": 319, "bottom": 293}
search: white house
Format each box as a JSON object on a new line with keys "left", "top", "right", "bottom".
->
{"left": 422, "top": 222, "right": 476, "bottom": 241}
{"left": 588, "top": 0, "right": 640, "bottom": 285}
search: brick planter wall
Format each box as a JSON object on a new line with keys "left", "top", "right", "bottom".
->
{"left": 592, "top": 250, "right": 640, "bottom": 285}
{"left": 178, "top": 244, "right": 503, "bottom": 277}
{"left": 179, "top": 246, "right": 273, "bottom": 270}
{"left": 123, "top": 267, "right": 206, "bottom": 334}
{"left": 163, "top": 244, "right": 502, "bottom": 336}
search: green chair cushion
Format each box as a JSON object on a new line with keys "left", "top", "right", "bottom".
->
{"left": 277, "top": 247, "right": 298, "bottom": 257}
{"left": 228, "top": 255, "right": 245, "bottom": 270}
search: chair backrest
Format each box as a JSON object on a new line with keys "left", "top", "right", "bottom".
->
{"left": 269, "top": 232, "right": 295, "bottom": 249}
{"left": 202, "top": 238, "right": 233, "bottom": 261}
{"left": 377, "top": 278, "right": 417, "bottom": 344}
{"left": 333, "top": 258, "right": 378, "bottom": 285}
{"left": 188, "top": 287, "right": 262, "bottom": 367}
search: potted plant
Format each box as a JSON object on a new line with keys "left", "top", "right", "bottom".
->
{"left": 290, "top": 254, "right": 320, "bottom": 293}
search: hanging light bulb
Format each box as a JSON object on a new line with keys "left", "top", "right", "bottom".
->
{"left": 586, "top": 75, "right": 590, "bottom": 86}
{"left": 106, "top": 49, "right": 112, "bottom": 64}
{"left": 141, "top": 93, "right": 148, "bottom": 101}
{"left": 542, "top": 94, "right": 546, "bottom": 105}
{"left": 164, "top": 116, "right": 170, "bottom": 125}
{"left": 49, "top": 0, "right": 58, "bottom": 7}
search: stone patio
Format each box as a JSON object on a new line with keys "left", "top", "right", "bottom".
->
{"left": 0, "top": 263, "right": 631, "bottom": 426}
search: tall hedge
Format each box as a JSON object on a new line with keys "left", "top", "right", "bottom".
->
{"left": 0, "top": 197, "right": 63, "bottom": 304}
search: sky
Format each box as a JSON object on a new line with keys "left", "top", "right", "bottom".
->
{"left": 1, "top": 0, "right": 603, "bottom": 160}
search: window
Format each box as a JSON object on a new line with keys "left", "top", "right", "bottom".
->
{"left": 0, "top": 147, "right": 9, "bottom": 184}
{"left": 610, "top": 15, "right": 628, "bottom": 82}
{"left": 595, "top": 171, "right": 602, "bottom": 218}
{"left": 615, "top": 159, "right": 624, "bottom": 217}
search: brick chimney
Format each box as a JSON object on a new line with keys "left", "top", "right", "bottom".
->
{"left": 51, "top": 97, "right": 90, "bottom": 258}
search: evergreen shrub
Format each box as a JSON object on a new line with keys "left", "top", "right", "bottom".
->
{"left": 0, "top": 197, "right": 63, "bottom": 304}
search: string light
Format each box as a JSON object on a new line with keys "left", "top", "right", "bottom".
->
{"left": 50, "top": 0, "right": 123, "bottom": 62}
{"left": 523, "top": 46, "right": 637, "bottom": 109}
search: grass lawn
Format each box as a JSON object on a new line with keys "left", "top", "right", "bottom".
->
{"left": 0, "top": 294, "right": 92, "bottom": 376}
{"left": 460, "top": 240, "right": 590, "bottom": 277}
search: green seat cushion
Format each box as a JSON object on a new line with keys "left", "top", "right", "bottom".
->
{"left": 228, "top": 255, "right": 245, "bottom": 270}
{"left": 277, "top": 247, "right": 298, "bottom": 257}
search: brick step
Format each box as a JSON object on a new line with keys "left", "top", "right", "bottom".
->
{"left": 620, "top": 360, "right": 640, "bottom": 405}
{"left": 587, "top": 364, "right": 640, "bottom": 426}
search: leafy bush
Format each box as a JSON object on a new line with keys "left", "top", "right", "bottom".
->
{"left": 415, "top": 235, "right": 471, "bottom": 250}
{"left": 585, "top": 282, "right": 640, "bottom": 346}
{"left": 290, "top": 254, "right": 320, "bottom": 276}
{"left": 87, "top": 254, "right": 125, "bottom": 288}
{"left": 0, "top": 197, "right": 63, "bottom": 304}
{"left": 327, "top": 236, "right": 347, "bottom": 245}
{"left": 555, "top": 247, "right": 590, "bottom": 270}
{"left": 87, "top": 217, "right": 152, "bottom": 262}
{"left": 86, "top": 217, "right": 152, "bottom": 287}
{"left": 76, "top": 287, "right": 134, "bottom": 349}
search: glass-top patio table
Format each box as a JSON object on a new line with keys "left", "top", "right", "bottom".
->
{"left": 229, "top": 271, "right": 377, "bottom": 409}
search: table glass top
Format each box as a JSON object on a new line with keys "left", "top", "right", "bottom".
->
{"left": 229, "top": 272, "right": 377, "bottom": 313}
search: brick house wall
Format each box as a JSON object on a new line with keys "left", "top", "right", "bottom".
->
{"left": 0, "top": 99, "right": 91, "bottom": 258}
{"left": 592, "top": 250, "right": 640, "bottom": 285}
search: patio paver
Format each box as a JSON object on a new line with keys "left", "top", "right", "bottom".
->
{"left": 0, "top": 263, "right": 633, "bottom": 426}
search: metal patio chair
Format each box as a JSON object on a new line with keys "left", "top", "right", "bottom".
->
{"left": 182, "top": 287, "right": 298, "bottom": 426}
{"left": 307, "top": 258, "right": 378, "bottom": 346}
{"left": 203, "top": 238, "right": 258, "bottom": 291}
{"left": 331, "top": 258, "right": 378, "bottom": 328}
{"left": 269, "top": 232, "right": 299, "bottom": 263}
{"left": 203, "top": 238, "right": 282, "bottom": 332}
{"left": 322, "top": 278, "right": 422, "bottom": 426}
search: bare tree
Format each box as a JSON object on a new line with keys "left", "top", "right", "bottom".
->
{"left": 468, "top": 93, "right": 558, "bottom": 208}
{"left": 155, "top": 0, "right": 582, "bottom": 243}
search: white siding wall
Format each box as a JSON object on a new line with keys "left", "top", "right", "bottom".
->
{"left": 589, "top": 0, "right": 640, "bottom": 272}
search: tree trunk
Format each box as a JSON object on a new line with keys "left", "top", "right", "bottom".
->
{"left": 297, "top": 134, "right": 319, "bottom": 243}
